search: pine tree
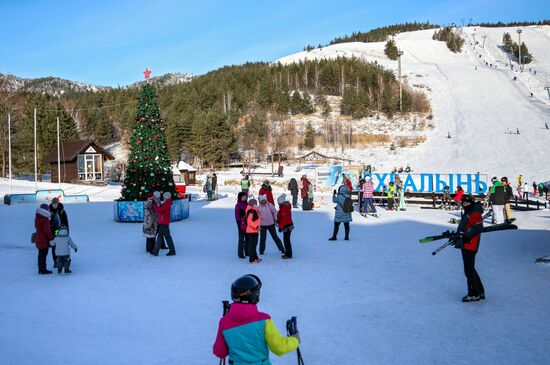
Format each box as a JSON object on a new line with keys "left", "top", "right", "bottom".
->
{"left": 290, "top": 91, "right": 304, "bottom": 115}
{"left": 304, "top": 122, "right": 315, "bottom": 149}
{"left": 120, "top": 84, "right": 176, "bottom": 201}
{"left": 384, "top": 39, "right": 399, "bottom": 60}
{"left": 301, "top": 91, "right": 315, "bottom": 114}
{"left": 502, "top": 32, "right": 513, "bottom": 52}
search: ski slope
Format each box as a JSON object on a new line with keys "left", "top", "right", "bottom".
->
{"left": 277, "top": 26, "right": 550, "bottom": 182}
{"left": 1, "top": 185, "right": 549, "bottom": 364}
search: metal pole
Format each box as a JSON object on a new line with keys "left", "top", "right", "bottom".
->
{"left": 398, "top": 50, "right": 404, "bottom": 111}
{"left": 57, "top": 116, "right": 61, "bottom": 188}
{"left": 8, "top": 113, "right": 12, "bottom": 193}
{"left": 34, "top": 108, "right": 37, "bottom": 191}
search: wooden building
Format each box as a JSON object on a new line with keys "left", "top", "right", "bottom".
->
{"left": 44, "top": 140, "right": 115, "bottom": 183}
{"left": 174, "top": 161, "right": 197, "bottom": 185}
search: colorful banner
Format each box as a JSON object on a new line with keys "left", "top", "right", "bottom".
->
{"left": 114, "top": 198, "right": 190, "bottom": 222}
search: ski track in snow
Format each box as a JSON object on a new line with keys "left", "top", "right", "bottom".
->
{"left": 277, "top": 26, "right": 550, "bottom": 183}
{"left": 0, "top": 178, "right": 549, "bottom": 364}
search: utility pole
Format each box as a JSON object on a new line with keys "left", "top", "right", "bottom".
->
{"left": 57, "top": 116, "right": 61, "bottom": 188}
{"left": 398, "top": 49, "right": 404, "bottom": 111}
{"left": 8, "top": 113, "right": 12, "bottom": 193}
{"left": 517, "top": 29, "right": 523, "bottom": 72}
{"left": 34, "top": 108, "right": 37, "bottom": 191}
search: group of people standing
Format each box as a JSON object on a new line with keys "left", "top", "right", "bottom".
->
{"left": 235, "top": 180, "right": 294, "bottom": 263}
{"left": 33, "top": 198, "right": 77, "bottom": 274}
{"left": 488, "top": 177, "right": 515, "bottom": 224}
{"left": 204, "top": 172, "right": 218, "bottom": 201}
{"left": 143, "top": 191, "right": 176, "bottom": 256}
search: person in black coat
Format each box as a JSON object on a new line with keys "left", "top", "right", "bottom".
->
{"left": 49, "top": 197, "right": 69, "bottom": 268}
{"left": 287, "top": 178, "right": 299, "bottom": 208}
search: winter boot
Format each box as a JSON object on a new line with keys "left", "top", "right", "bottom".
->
{"left": 166, "top": 252, "right": 176, "bottom": 256}
{"left": 64, "top": 268, "right": 72, "bottom": 274}
{"left": 58, "top": 267, "right": 62, "bottom": 274}
{"left": 462, "top": 295, "right": 480, "bottom": 302}
{"left": 328, "top": 237, "right": 337, "bottom": 241}
{"left": 479, "top": 292, "right": 485, "bottom": 300}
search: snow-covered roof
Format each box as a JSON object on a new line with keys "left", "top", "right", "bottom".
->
{"left": 175, "top": 161, "right": 197, "bottom": 172}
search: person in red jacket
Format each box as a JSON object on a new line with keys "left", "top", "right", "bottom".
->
{"left": 152, "top": 192, "right": 176, "bottom": 256}
{"left": 453, "top": 186, "right": 464, "bottom": 205}
{"left": 35, "top": 204, "right": 55, "bottom": 274}
{"left": 259, "top": 180, "right": 274, "bottom": 205}
{"left": 343, "top": 174, "right": 353, "bottom": 192}
{"left": 454, "top": 195, "right": 485, "bottom": 302}
{"left": 276, "top": 194, "right": 294, "bottom": 259}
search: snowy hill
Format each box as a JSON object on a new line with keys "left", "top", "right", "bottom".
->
{"left": 277, "top": 26, "right": 550, "bottom": 182}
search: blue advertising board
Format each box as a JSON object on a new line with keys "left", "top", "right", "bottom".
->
{"left": 4, "top": 189, "right": 89, "bottom": 205}
{"left": 114, "top": 198, "right": 190, "bottom": 222}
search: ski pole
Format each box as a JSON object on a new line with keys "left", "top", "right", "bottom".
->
{"left": 286, "top": 316, "right": 305, "bottom": 365}
{"left": 220, "top": 301, "right": 231, "bottom": 365}
{"left": 432, "top": 237, "right": 457, "bottom": 256}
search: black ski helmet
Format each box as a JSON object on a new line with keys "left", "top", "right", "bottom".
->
{"left": 231, "top": 274, "right": 262, "bottom": 304}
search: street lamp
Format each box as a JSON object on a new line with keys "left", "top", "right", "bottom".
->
{"left": 398, "top": 50, "right": 404, "bottom": 111}
{"left": 517, "top": 29, "right": 523, "bottom": 72}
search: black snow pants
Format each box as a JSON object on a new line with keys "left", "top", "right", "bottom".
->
{"left": 461, "top": 249, "right": 484, "bottom": 296}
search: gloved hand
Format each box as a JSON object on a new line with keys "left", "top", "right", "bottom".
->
{"left": 291, "top": 331, "right": 301, "bottom": 344}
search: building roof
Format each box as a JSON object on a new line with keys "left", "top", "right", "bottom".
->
{"left": 298, "top": 151, "right": 352, "bottom": 162}
{"left": 44, "top": 140, "right": 115, "bottom": 164}
{"left": 175, "top": 161, "right": 197, "bottom": 172}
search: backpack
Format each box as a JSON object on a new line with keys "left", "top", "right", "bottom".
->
{"left": 342, "top": 197, "right": 354, "bottom": 213}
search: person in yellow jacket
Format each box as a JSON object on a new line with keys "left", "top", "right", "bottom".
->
{"left": 387, "top": 182, "right": 397, "bottom": 211}
{"left": 213, "top": 274, "right": 300, "bottom": 365}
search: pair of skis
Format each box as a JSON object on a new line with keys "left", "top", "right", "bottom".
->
{"left": 420, "top": 222, "right": 518, "bottom": 255}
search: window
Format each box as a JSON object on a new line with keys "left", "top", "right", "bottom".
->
{"left": 77, "top": 153, "right": 103, "bottom": 181}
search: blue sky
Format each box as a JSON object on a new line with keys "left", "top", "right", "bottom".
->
{"left": 1, "top": 0, "right": 548, "bottom": 86}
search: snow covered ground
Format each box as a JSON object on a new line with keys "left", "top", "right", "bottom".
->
{"left": 1, "top": 178, "right": 549, "bottom": 364}
{"left": 277, "top": 26, "right": 550, "bottom": 183}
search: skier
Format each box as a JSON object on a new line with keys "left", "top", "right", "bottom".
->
{"left": 287, "top": 178, "right": 299, "bottom": 208}
{"left": 489, "top": 178, "right": 506, "bottom": 224}
{"left": 34, "top": 204, "right": 55, "bottom": 275}
{"left": 329, "top": 184, "right": 353, "bottom": 241}
{"left": 246, "top": 198, "right": 261, "bottom": 264}
{"left": 545, "top": 123, "right": 549, "bottom": 130}
{"left": 361, "top": 176, "right": 377, "bottom": 216}
{"left": 257, "top": 195, "right": 285, "bottom": 256}
{"left": 386, "top": 182, "right": 397, "bottom": 211}
{"left": 447, "top": 132, "right": 451, "bottom": 139}
{"left": 277, "top": 194, "right": 294, "bottom": 259}
{"left": 50, "top": 225, "right": 78, "bottom": 274}
{"left": 234, "top": 192, "right": 249, "bottom": 259}
{"left": 518, "top": 175, "right": 523, "bottom": 185}
{"left": 241, "top": 175, "right": 250, "bottom": 194}
{"left": 151, "top": 192, "right": 176, "bottom": 256}
{"left": 213, "top": 274, "right": 300, "bottom": 364}
{"left": 454, "top": 195, "right": 485, "bottom": 302}
{"left": 49, "top": 197, "right": 69, "bottom": 268}
{"left": 516, "top": 128, "right": 520, "bottom": 135}
{"left": 259, "top": 180, "right": 275, "bottom": 205}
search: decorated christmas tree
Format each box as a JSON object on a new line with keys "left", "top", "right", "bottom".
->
{"left": 120, "top": 83, "right": 176, "bottom": 201}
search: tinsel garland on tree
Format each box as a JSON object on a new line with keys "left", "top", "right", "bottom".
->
{"left": 120, "top": 83, "right": 176, "bottom": 201}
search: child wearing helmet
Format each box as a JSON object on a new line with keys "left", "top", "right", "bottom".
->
{"left": 213, "top": 274, "right": 300, "bottom": 364}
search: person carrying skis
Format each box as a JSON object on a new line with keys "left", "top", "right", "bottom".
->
{"left": 213, "top": 274, "right": 300, "bottom": 364}
{"left": 361, "top": 176, "right": 377, "bottom": 216}
{"left": 454, "top": 195, "right": 485, "bottom": 302}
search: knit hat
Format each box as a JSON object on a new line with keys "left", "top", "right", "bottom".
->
{"left": 258, "top": 194, "right": 267, "bottom": 202}
{"left": 248, "top": 198, "right": 258, "bottom": 206}
{"left": 51, "top": 197, "right": 59, "bottom": 205}
{"left": 277, "top": 194, "right": 287, "bottom": 205}
{"left": 153, "top": 191, "right": 161, "bottom": 199}
{"left": 163, "top": 191, "right": 171, "bottom": 200}
{"left": 40, "top": 203, "right": 49, "bottom": 210}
